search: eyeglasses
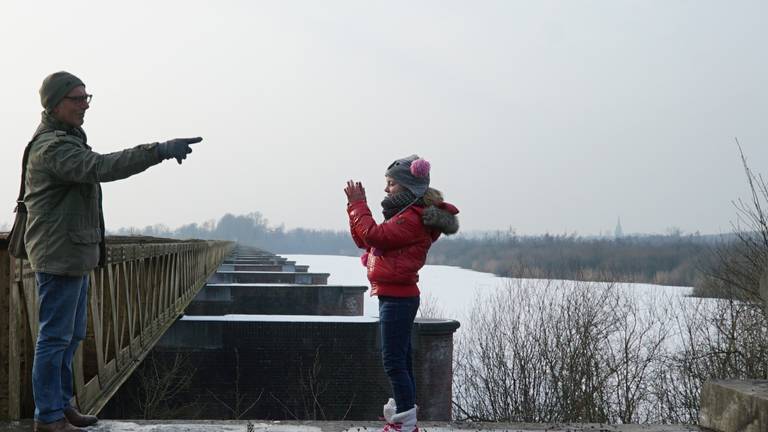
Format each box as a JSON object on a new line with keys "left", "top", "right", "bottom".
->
{"left": 63, "top": 94, "right": 93, "bottom": 104}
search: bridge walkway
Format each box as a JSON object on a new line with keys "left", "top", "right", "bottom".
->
{"left": 0, "top": 234, "right": 233, "bottom": 420}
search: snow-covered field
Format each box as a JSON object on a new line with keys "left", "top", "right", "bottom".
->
{"left": 282, "top": 254, "right": 695, "bottom": 320}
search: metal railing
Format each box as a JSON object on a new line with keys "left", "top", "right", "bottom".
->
{"left": 0, "top": 234, "right": 233, "bottom": 420}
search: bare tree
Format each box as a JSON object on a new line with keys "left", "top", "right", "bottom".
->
{"left": 208, "top": 347, "right": 263, "bottom": 419}
{"left": 653, "top": 296, "right": 768, "bottom": 424}
{"left": 270, "top": 346, "right": 356, "bottom": 421}
{"left": 297, "top": 346, "right": 329, "bottom": 420}
{"left": 419, "top": 291, "right": 446, "bottom": 319}
{"left": 697, "top": 142, "right": 768, "bottom": 304}
{"left": 452, "top": 278, "right": 672, "bottom": 424}
{"left": 127, "top": 352, "right": 198, "bottom": 419}
{"left": 603, "top": 291, "right": 672, "bottom": 423}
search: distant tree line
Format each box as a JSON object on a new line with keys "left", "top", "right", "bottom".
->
{"left": 428, "top": 231, "right": 723, "bottom": 288}
{"left": 109, "top": 212, "right": 360, "bottom": 256}
{"left": 110, "top": 212, "right": 727, "bottom": 290}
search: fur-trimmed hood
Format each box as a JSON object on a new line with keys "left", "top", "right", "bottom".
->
{"left": 421, "top": 202, "right": 460, "bottom": 235}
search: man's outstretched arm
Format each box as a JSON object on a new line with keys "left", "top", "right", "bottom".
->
{"left": 34, "top": 135, "right": 203, "bottom": 183}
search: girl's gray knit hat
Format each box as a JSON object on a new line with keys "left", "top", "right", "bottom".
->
{"left": 385, "top": 154, "right": 431, "bottom": 197}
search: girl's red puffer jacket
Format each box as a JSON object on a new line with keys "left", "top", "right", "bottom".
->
{"left": 347, "top": 199, "right": 459, "bottom": 297}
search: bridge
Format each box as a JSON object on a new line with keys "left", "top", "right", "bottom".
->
{"left": 0, "top": 234, "right": 232, "bottom": 420}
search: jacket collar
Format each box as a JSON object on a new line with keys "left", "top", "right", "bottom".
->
{"left": 37, "top": 111, "right": 87, "bottom": 143}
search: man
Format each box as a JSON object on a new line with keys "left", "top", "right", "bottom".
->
{"left": 24, "top": 71, "right": 202, "bottom": 432}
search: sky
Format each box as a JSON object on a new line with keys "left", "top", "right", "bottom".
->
{"left": 1, "top": 1, "right": 766, "bottom": 236}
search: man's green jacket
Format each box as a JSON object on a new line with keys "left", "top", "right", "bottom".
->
{"left": 24, "top": 113, "right": 163, "bottom": 276}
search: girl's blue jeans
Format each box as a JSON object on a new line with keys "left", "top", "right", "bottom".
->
{"left": 32, "top": 272, "right": 89, "bottom": 423}
{"left": 378, "top": 295, "right": 420, "bottom": 413}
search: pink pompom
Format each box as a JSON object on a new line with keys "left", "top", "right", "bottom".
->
{"left": 410, "top": 158, "right": 431, "bottom": 177}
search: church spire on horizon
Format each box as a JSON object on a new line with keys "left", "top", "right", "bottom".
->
{"left": 615, "top": 217, "right": 624, "bottom": 239}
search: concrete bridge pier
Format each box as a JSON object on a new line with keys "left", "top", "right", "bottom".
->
{"left": 697, "top": 270, "right": 768, "bottom": 432}
{"left": 699, "top": 380, "right": 767, "bottom": 432}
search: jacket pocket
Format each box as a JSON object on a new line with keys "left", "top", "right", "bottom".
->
{"left": 68, "top": 228, "right": 102, "bottom": 244}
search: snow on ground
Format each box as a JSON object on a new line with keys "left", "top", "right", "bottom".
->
{"left": 181, "top": 314, "right": 378, "bottom": 323}
{"left": 88, "top": 421, "right": 321, "bottom": 432}
{"left": 282, "top": 254, "right": 695, "bottom": 320}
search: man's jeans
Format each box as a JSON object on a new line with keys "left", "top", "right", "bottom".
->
{"left": 378, "top": 295, "right": 420, "bottom": 413}
{"left": 32, "top": 272, "right": 89, "bottom": 423}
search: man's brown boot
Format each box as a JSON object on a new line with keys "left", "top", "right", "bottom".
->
{"left": 63, "top": 407, "right": 98, "bottom": 427}
{"left": 33, "top": 418, "right": 84, "bottom": 432}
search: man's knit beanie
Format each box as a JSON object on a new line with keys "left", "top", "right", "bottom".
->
{"left": 385, "top": 154, "right": 431, "bottom": 197}
{"left": 40, "top": 71, "right": 85, "bottom": 112}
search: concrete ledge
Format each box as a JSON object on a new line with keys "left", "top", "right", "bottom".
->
{"left": 699, "top": 380, "right": 768, "bottom": 432}
{"left": 210, "top": 271, "right": 329, "bottom": 284}
{"left": 0, "top": 419, "right": 702, "bottom": 431}
{"left": 188, "top": 284, "right": 368, "bottom": 315}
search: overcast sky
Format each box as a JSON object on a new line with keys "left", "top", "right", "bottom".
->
{"left": 1, "top": 1, "right": 766, "bottom": 235}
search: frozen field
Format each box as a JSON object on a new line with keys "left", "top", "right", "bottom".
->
{"left": 281, "top": 254, "right": 696, "bottom": 321}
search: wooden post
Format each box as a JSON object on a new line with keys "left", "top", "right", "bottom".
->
{"left": 7, "top": 257, "right": 31, "bottom": 420}
{"left": 0, "top": 249, "right": 10, "bottom": 419}
{"left": 7, "top": 257, "right": 22, "bottom": 420}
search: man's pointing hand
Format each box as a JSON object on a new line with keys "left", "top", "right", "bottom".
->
{"left": 158, "top": 137, "right": 203, "bottom": 164}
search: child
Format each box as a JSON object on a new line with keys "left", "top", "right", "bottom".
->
{"left": 344, "top": 154, "right": 459, "bottom": 432}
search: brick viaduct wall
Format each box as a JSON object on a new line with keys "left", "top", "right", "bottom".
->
{"left": 104, "top": 317, "right": 458, "bottom": 420}
{"left": 186, "top": 284, "right": 367, "bottom": 316}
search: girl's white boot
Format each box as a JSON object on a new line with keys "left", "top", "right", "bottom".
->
{"left": 383, "top": 398, "right": 397, "bottom": 423}
{"left": 388, "top": 406, "right": 418, "bottom": 432}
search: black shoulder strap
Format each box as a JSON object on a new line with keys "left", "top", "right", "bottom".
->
{"left": 16, "top": 129, "right": 55, "bottom": 207}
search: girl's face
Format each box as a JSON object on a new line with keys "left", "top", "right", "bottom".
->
{"left": 385, "top": 176, "right": 405, "bottom": 196}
